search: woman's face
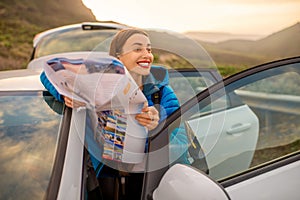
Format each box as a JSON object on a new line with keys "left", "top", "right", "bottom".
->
{"left": 119, "top": 34, "right": 153, "bottom": 76}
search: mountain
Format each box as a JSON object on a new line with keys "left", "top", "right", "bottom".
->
{"left": 252, "top": 22, "right": 300, "bottom": 58}
{"left": 184, "top": 31, "right": 264, "bottom": 43}
{"left": 215, "top": 22, "right": 300, "bottom": 58}
{"left": 1, "top": 0, "right": 299, "bottom": 72}
{"left": 189, "top": 23, "right": 300, "bottom": 68}
{"left": 0, "top": 0, "right": 96, "bottom": 70}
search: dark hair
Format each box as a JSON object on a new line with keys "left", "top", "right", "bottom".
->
{"left": 109, "top": 28, "right": 149, "bottom": 57}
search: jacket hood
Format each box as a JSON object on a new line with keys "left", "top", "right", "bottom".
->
{"left": 142, "top": 65, "right": 169, "bottom": 96}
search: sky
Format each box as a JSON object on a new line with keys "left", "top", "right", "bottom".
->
{"left": 82, "top": 0, "right": 300, "bottom": 36}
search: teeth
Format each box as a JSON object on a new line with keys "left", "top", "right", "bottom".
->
{"left": 139, "top": 62, "right": 148, "bottom": 67}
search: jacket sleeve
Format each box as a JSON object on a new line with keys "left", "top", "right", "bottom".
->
{"left": 160, "top": 85, "right": 190, "bottom": 165}
{"left": 159, "top": 85, "right": 180, "bottom": 121}
{"left": 40, "top": 71, "right": 64, "bottom": 102}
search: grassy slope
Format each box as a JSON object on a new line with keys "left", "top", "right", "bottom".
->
{"left": 0, "top": 0, "right": 96, "bottom": 70}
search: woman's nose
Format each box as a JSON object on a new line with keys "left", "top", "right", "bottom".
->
{"left": 142, "top": 49, "right": 152, "bottom": 57}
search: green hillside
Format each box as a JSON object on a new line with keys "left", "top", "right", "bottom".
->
{"left": 0, "top": 0, "right": 96, "bottom": 70}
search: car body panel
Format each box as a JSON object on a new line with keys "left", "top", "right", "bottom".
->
{"left": 226, "top": 159, "right": 300, "bottom": 200}
{"left": 0, "top": 69, "right": 44, "bottom": 91}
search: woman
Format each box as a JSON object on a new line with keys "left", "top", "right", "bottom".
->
{"left": 41, "top": 28, "right": 179, "bottom": 129}
{"left": 40, "top": 28, "right": 189, "bottom": 199}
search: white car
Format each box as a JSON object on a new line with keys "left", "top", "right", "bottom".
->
{"left": 0, "top": 22, "right": 299, "bottom": 199}
{"left": 27, "top": 22, "right": 258, "bottom": 179}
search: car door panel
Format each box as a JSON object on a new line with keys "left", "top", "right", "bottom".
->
{"left": 212, "top": 59, "right": 300, "bottom": 197}
{"left": 186, "top": 104, "right": 259, "bottom": 179}
{"left": 226, "top": 159, "right": 300, "bottom": 200}
{"left": 144, "top": 57, "right": 300, "bottom": 200}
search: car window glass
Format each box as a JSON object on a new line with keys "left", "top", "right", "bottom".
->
{"left": 237, "top": 70, "right": 300, "bottom": 167}
{"left": 166, "top": 62, "right": 300, "bottom": 181}
{"left": 0, "top": 92, "right": 63, "bottom": 199}
{"left": 35, "top": 28, "right": 119, "bottom": 58}
{"left": 169, "top": 70, "right": 217, "bottom": 105}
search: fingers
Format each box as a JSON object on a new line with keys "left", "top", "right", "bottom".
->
{"left": 135, "top": 106, "right": 159, "bottom": 130}
{"left": 63, "top": 96, "right": 73, "bottom": 108}
{"left": 63, "top": 96, "right": 86, "bottom": 108}
{"left": 73, "top": 100, "right": 86, "bottom": 108}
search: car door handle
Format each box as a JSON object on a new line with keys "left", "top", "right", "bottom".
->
{"left": 226, "top": 123, "right": 251, "bottom": 135}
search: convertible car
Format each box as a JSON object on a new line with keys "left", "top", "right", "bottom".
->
{"left": 0, "top": 22, "right": 299, "bottom": 200}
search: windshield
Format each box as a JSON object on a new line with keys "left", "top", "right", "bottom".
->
{"left": 34, "top": 27, "right": 120, "bottom": 59}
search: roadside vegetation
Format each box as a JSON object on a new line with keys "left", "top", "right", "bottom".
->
{"left": 0, "top": 0, "right": 95, "bottom": 71}
{"left": 0, "top": 20, "right": 41, "bottom": 70}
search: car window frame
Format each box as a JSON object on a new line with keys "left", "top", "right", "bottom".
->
{"left": 45, "top": 106, "right": 72, "bottom": 200}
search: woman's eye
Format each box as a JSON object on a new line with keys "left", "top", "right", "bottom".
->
{"left": 134, "top": 48, "right": 142, "bottom": 52}
{"left": 132, "top": 47, "right": 152, "bottom": 53}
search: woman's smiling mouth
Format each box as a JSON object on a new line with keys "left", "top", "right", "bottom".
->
{"left": 137, "top": 61, "right": 151, "bottom": 68}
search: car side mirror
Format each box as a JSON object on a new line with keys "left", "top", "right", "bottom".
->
{"left": 152, "top": 164, "right": 230, "bottom": 200}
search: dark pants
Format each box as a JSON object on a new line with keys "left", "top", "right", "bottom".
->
{"left": 98, "top": 166, "right": 144, "bottom": 200}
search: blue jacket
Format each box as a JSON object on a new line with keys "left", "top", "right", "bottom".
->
{"left": 40, "top": 71, "right": 64, "bottom": 102}
{"left": 40, "top": 65, "right": 179, "bottom": 121}
{"left": 40, "top": 65, "right": 190, "bottom": 174}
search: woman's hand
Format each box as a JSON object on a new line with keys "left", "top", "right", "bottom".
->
{"left": 63, "top": 96, "right": 86, "bottom": 108}
{"left": 135, "top": 105, "right": 159, "bottom": 130}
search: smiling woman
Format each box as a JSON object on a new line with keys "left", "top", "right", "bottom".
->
{"left": 112, "top": 30, "right": 153, "bottom": 77}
